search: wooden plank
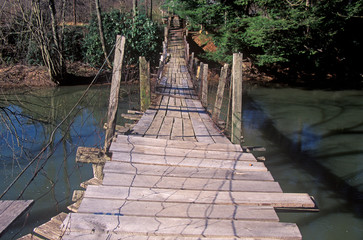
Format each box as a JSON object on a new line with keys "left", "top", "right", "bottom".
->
{"left": 77, "top": 198, "right": 279, "bottom": 221}
{"left": 131, "top": 109, "right": 157, "bottom": 136}
{"left": 75, "top": 147, "right": 108, "bottom": 164}
{"left": 182, "top": 117, "right": 196, "bottom": 142}
{"left": 103, "top": 162, "right": 274, "bottom": 181}
{"left": 102, "top": 172, "right": 282, "bottom": 192}
{"left": 110, "top": 152, "right": 264, "bottom": 171}
{"left": 170, "top": 117, "right": 183, "bottom": 141}
{"left": 33, "top": 212, "right": 67, "bottom": 240}
{"left": 144, "top": 114, "right": 164, "bottom": 138}
{"left": 83, "top": 185, "right": 316, "bottom": 208}
{"left": 184, "top": 98, "right": 215, "bottom": 143}
{"left": 115, "top": 131, "right": 241, "bottom": 152}
{"left": 17, "top": 234, "right": 43, "bottom": 240}
{"left": 0, "top": 200, "right": 34, "bottom": 236}
{"left": 62, "top": 213, "right": 302, "bottom": 239}
{"left": 62, "top": 232, "right": 275, "bottom": 240}
{"left": 121, "top": 113, "right": 142, "bottom": 120}
{"left": 157, "top": 116, "right": 174, "bottom": 139}
{"left": 190, "top": 99, "right": 231, "bottom": 144}
{"left": 110, "top": 143, "right": 256, "bottom": 161}
{"left": 80, "top": 177, "right": 102, "bottom": 189}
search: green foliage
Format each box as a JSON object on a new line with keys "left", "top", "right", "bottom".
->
{"left": 83, "top": 10, "right": 161, "bottom": 67}
{"left": 167, "top": 0, "right": 363, "bottom": 82}
{"left": 63, "top": 26, "right": 85, "bottom": 62}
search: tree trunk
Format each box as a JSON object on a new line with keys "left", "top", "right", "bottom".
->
{"left": 95, "top": 0, "right": 112, "bottom": 68}
{"left": 150, "top": 0, "right": 152, "bottom": 19}
{"left": 73, "top": 0, "right": 77, "bottom": 25}
{"left": 133, "top": 0, "right": 137, "bottom": 18}
{"left": 29, "top": 0, "right": 63, "bottom": 84}
{"left": 48, "top": 0, "right": 65, "bottom": 79}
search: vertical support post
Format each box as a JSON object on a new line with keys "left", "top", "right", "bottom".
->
{"left": 189, "top": 52, "right": 194, "bottom": 72}
{"left": 186, "top": 43, "right": 190, "bottom": 64}
{"left": 231, "top": 53, "right": 243, "bottom": 144}
{"left": 197, "top": 62, "right": 203, "bottom": 98}
{"left": 104, "top": 35, "right": 125, "bottom": 153}
{"left": 201, "top": 63, "right": 208, "bottom": 108}
{"left": 139, "top": 56, "right": 151, "bottom": 111}
{"left": 164, "top": 26, "right": 168, "bottom": 44}
{"left": 212, "top": 63, "right": 229, "bottom": 122}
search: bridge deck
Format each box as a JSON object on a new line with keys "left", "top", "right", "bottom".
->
{"left": 61, "top": 22, "right": 315, "bottom": 239}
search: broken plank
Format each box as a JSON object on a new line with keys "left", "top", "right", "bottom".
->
{"left": 76, "top": 147, "right": 109, "bottom": 164}
{"left": 121, "top": 113, "right": 142, "bottom": 120}
{"left": 33, "top": 212, "right": 67, "bottom": 240}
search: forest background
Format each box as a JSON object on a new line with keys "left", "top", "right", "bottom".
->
{"left": 1, "top": 0, "right": 362, "bottom": 88}
{"left": 0, "top": 0, "right": 163, "bottom": 86}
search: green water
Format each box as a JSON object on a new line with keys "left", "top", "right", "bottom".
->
{"left": 243, "top": 85, "right": 362, "bottom": 240}
{"left": 1, "top": 83, "right": 362, "bottom": 239}
{"left": 0, "top": 84, "right": 139, "bottom": 239}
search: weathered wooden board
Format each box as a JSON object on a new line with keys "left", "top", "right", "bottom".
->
{"left": 33, "top": 212, "right": 67, "bottom": 240}
{"left": 0, "top": 200, "right": 33, "bottom": 236}
{"left": 114, "top": 135, "right": 242, "bottom": 152}
{"left": 157, "top": 116, "right": 174, "bottom": 139}
{"left": 62, "top": 232, "right": 283, "bottom": 240}
{"left": 17, "top": 234, "right": 43, "bottom": 240}
{"left": 170, "top": 117, "right": 183, "bottom": 140}
{"left": 62, "top": 213, "right": 302, "bottom": 239}
{"left": 131, "top": 109, "right": 157, "bottom": 136}
{"left": 110, "top": 143, "right": 256, "bottom": 161}
{"left": 102, "top": 172, "right": 282, "bottom": 192}
{"left": 110, "top": 152, "right": 265, "bottom": 171}
{"left": 103, "top": 162, "right": 274, "bottom": 181}
{"left": 77, "top": 198, "right": 279, "bottom": 221}
{"left": 182, "top": 117, "right": 197, "bottom": 141}
{"left": 84, "top": 185, "right": 316, "bottom": 208}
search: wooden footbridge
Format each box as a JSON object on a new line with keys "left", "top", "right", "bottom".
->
{"left": 22, "top": 17, "right": 316, "bottom": 240}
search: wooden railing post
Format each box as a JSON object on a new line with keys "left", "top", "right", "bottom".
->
{"left": 104, "top": 35, "right": 126, "bottom": 153}
{"left": 189, "top": 52, "right": 194, "bottom": 72}
{"left": 139, "top": 56, "right": 151, "bottom": 111}
{"left": 231, "top": 53, "right": 243, "bottom": 144}
{"left": 212, "top": 63, "right": 229, "bottom": 122}
{"left": 197, "top": 62, "right": 203, "bottom": 98}
{"left": 201, "top": 63, "right": 208, "bottom": 108}
{"left": 164, "top": 26, "right": 168, "bottom": 44}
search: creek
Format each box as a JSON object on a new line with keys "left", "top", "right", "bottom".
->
{"left": 0, "top": 83, "right": 362, "bottom": 239}
{"left": 241, "top": 84, "right": 363, "bottom": 240}
{"left": 0, "top": 84, "right": 139, "bottom": 239}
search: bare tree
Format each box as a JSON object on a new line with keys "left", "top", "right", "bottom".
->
{"left": 24, "top": 0, "right": 65, "bottom": 83}
{"left": 95, "top": 0, "right": 111, "bottom": 68}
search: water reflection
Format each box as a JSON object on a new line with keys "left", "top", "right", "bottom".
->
{"left": 0, "top": 84, "right": 139, "bottom": 238}
{"left": 243, "top": 84, "right": 363, "bottom": 239}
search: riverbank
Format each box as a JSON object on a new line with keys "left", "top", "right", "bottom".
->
{"left": 0, "top": 62, "right": 106, "bottom": 88}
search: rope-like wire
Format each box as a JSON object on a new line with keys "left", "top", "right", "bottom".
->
{"left": 0, "top": 42, "right": 117, "bottom": 200}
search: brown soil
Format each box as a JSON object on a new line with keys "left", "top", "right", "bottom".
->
{"left": 0, "top": 62, "right": 103, "bottom": 88}
{"left": 191, "top": 33, "right": 274, "bottom": 84}
{"left": 0, "top": 65, "right": 56, "bottom": 88}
